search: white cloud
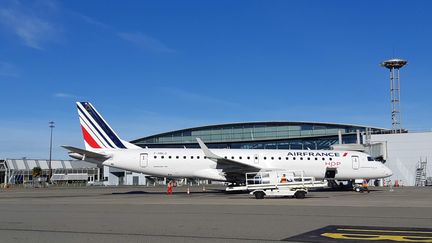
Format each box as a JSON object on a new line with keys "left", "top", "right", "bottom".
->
{"left": 118, "top": 32, "right": 174, "bottom": 53}
{"left": 72, "top": 11, "right": 111, "bottom": 30}
{"left": 0, "top": 61, "right": 19, "bottom": 77}
{"left": 54, "top": 92, "right": 78, "bottom": 99}
{"left": 0, "top": 0, "right": 59, "bottom": 50}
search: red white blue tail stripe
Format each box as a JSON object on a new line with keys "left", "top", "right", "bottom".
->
{"left": 77, "top": 102, "right": 127, "bottom": 149}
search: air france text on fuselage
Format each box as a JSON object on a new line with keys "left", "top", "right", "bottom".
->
{"left": 287, "top": 152, "right": 340, "bottom": 157}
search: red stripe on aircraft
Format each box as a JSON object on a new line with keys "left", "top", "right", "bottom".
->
{"left": 343, "top": 152, "right": 348, "bottom": 157}
{"left": 81, "top": 125, "right": 101, "bottom": 148}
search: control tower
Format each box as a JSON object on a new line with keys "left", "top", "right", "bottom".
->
{"left": 381, "top": 58, "right": 407, "bottom": 133}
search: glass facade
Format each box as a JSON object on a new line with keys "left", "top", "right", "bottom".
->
{"left": 131, "top": 122, "right": 384, "bottom": 150}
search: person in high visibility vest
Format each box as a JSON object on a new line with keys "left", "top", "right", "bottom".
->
{"left": 362, "top": 179, "right": 370, "bottom": 193}
{"left": 280, "top": 174, "right": 287, "bottom": 183}
{"left": 167, "top": 180, "right": 174, "bottom": 195}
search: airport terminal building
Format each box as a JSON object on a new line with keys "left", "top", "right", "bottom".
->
{"left": 118, "top": 121, "right": 429, "bottom": 187}
{"left": 131, "top": 121, "right": 383, "bottom": 150}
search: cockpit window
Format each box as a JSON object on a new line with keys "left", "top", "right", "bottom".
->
{"left": 367, "top": 156, "right": 374, "bottom": 161}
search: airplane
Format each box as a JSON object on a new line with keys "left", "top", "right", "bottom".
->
{"left": 63, "top": 102, "right": 393, "bottom": 184}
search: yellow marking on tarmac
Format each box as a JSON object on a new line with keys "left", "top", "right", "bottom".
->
{"left": 322, "top": 233, "right": 432, "bottom": 242}
{"left": 337, "top": 228, "right": 432, "bottom": 235}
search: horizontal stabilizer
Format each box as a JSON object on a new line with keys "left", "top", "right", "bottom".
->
{"left": 62, "top": 145, "right": 111, "bottom": 164}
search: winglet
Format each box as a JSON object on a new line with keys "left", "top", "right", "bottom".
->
{"left": 196, "top": 138, "right": 220, "bottom": 159}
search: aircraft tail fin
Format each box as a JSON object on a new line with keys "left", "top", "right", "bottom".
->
{"left": 76, "top": 102, "right": 140, "bottom": 150}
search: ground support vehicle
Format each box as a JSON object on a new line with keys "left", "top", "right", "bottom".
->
{"left": 243, "top": 171, "right": 327, "bottom": 199}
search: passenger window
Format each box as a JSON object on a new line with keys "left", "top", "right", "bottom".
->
{"left": 247, "top": 156, "right": 250, "bottom": 160}
{"left": 183, "top": 156, "right": 186, "bottom": 159}
{"left": 231, "top": 156, "right": 234, "bottom": 159}
{"left": 285, "top": 157, "right": 288, "bottom": 160}
{"left": 154, "top": 156, "right": 157, "bottom": 159}
{"left": 307, "top": 157, "right": 310, "bottom": 160}
{"left": 176, "top": 156, "right": 179, "bottom": 159}
{"left": 278, "top": 157, "right": 281, "bottom": 160}
{"left": 197, "top": 156, "right": 200, "bottom": 159}
{"left": 293, "top": 157, "right": 296, "bottom": 160}
{"left": 204, "top": 156, "right": 207, "bottom": 159}
{"left": 239, "top": 156, "right": 242, "bottom": 160}
{"left": 300, "top": 157, "right": 303, "bottom": 160}
{"left": 315, "top": 157, "right": 318, "bottom": 160}
{"left": 322, "top": 158, "right": 325, "bottom": 160}
{"left": 168, "top": 156, "right": 171, "bottom": 159}
{"left": 271, "top": 157, "right": 274, "bottom": 160}
{"left": 161, "top": 156, "right": 164, "bottom": 159}
{"left": 264, "top": 157, "right": 267, "bottom": 160}
{"left": 329, "top": 158, "right": 332, "bottom": 161}
{"left": 224, "top": 156, "right": 227, "bottom": 159}
{"left": 191, "top": 156, "right": 194, "bottom": 159}
{"left": 255, "top": 157, "right": 258, "bottom": 160}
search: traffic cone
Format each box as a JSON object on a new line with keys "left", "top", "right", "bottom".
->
{"left": 187, "top": 187, "right": 190, "bottom": 194}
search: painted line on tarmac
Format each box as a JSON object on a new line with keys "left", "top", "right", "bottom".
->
{"left": 0, "top": 228, "right": 280, "bottom": 242}
{"left": 283, "top": 225, "right": 432, "bottom": 242}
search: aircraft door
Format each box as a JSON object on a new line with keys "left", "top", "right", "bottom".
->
{"left": 140, "top": 153, "right": 148, "bottom": 168}
{"left": 254, "top": 154, "right": 259, "bottom": 164}
{"left": 352, "top": 155, "right": 359, "bottom": 170}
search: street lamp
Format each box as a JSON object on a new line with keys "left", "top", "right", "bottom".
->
{"left": 48, "top": 121, "right": 55, "bottom": 183}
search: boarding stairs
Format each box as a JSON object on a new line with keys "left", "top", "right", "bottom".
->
{"left": 415, "top": 158, "right": 428, "bottom": 187}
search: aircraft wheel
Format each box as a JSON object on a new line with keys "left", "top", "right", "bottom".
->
{"left": 254, "top": 191, "right": 265, "bottom": 199}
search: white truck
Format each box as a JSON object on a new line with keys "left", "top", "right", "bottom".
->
{"left": 244, "top": 170, "right": 327, "bottom": 199}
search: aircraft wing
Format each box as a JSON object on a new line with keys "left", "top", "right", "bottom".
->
{"left": 196, "top": 138, "right": 261, "bottom": 182}
{"left": 61, "top": 146, "right": 111, "bottom": 165}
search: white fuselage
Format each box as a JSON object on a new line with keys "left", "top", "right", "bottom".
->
{"left": 101, "top": 148, "right": 392, "bottom": 181}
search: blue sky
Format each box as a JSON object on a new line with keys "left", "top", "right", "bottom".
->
{"left": 1, "top": 0, "right": 431, "bottom": 159}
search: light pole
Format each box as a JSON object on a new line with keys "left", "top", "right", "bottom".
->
{"left": 48, "top": 121, "right": 55, "bottom": 183}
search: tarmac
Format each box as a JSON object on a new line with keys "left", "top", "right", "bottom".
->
{"left": 0, "top": 185, "right": 431, "bottom": 243}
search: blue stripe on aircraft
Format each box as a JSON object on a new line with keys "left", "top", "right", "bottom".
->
{"left": 77, "top": 104, "right": 115, "bottom": 149}
{"left": 79, "top": 102, "right": 126, "bottom": 149}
